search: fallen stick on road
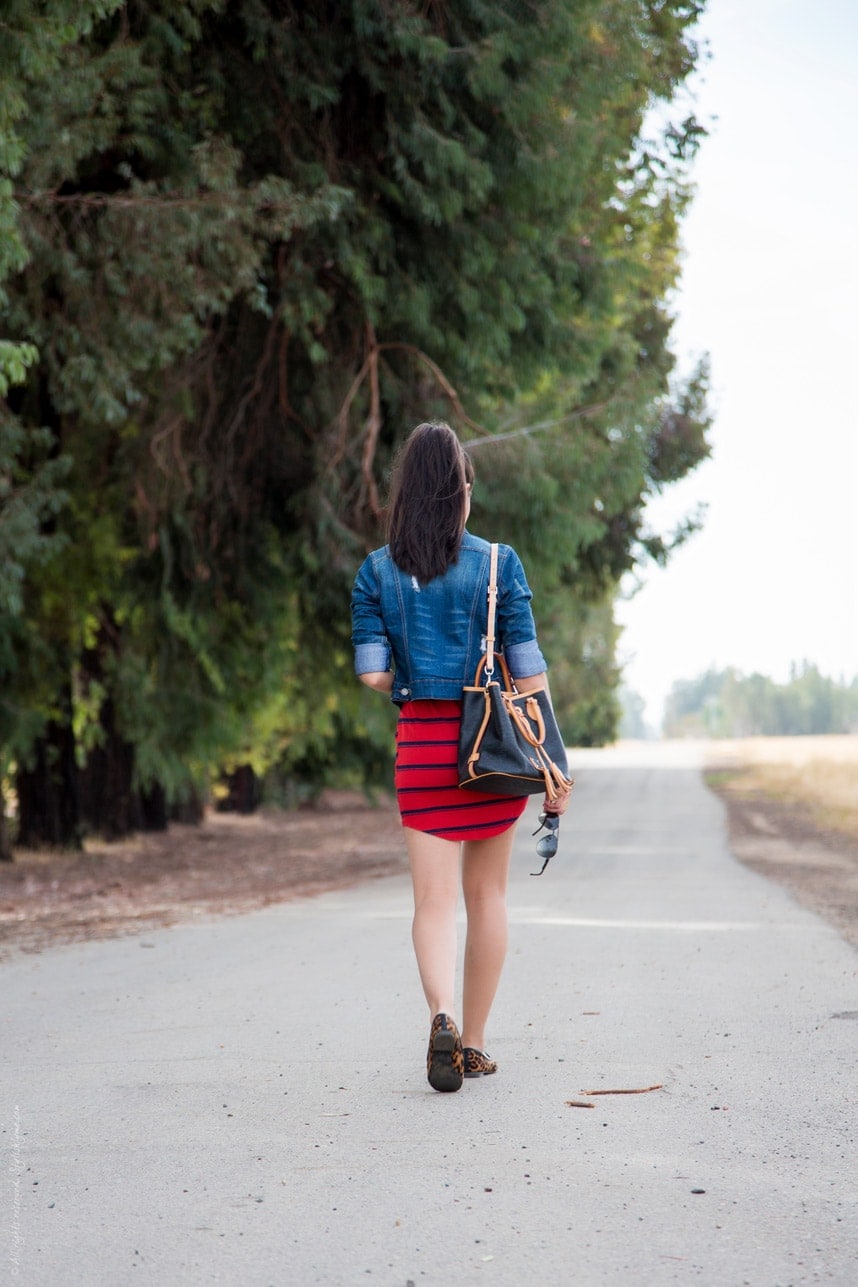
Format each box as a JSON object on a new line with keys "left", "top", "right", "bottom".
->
{"left": 565, "top": 1099, "right": 596, "bottom": 1109}
{"left": 580, "top": 1084, "right": 664, "bottom": 1095}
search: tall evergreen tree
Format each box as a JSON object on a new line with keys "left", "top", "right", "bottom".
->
{"left": 1, "top": 1, "right": 710, "bottom": 844}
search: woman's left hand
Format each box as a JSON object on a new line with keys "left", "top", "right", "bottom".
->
{"left": 543, "top": 783, "right": 572, "bottom": 816}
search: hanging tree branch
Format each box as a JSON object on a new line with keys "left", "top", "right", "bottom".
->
{"left": 14, "top": 189, "right": 306, "bottom": 213}
{"left": 463, "top": 400, "right": 613, "bottom": 450}
{"left": 359, "top": 330, "right": 383, "bottom": 520}
{"left": 328, "top": 334, "right": 488, "bottom": 508}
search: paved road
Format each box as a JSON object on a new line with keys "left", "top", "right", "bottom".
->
{"left": 2, "top": 743, "right": 856, "bottom": 1286}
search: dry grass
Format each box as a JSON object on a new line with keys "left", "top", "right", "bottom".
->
{"left": 706, "top": 735, "right": 858, "bottom": 841}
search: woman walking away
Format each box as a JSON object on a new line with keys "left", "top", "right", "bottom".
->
{"left": 351, "top": 422, "right": 571, "bottom": 1092}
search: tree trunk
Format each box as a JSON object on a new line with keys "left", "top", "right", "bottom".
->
{"left": 78, "top": 698, "right": 140, "bottom": 840}
{"left": 77, "top": 619, "right": 151, "bottom": 841}
{"left": 170, "top": 785, "right": 205, "bottom": 826}
{"left": 16, "top": 703, "right": 82, "bottom": 849}
{"left": 216, "top": 764, "right": 259, "bottom": 814}
{"left": 0, "top": 798, "right": 11, "bottom": 861}
{"left": 138, "top": 781, "right": 168, "bottom": 831}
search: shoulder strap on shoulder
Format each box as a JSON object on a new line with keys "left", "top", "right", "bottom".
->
{"left": 485, "top": 543, "right": 499, "bottom": 676}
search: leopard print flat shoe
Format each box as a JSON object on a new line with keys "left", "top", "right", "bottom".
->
{"left": 426, "top": 1013, "right": 464, "bottom": 1092}
{"left": 463, "top": 1047, "right": 497, "bottom": 1078}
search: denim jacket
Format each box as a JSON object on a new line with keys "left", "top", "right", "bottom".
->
{"left": 351, "top": 531, "right": 547, "bottom": 704}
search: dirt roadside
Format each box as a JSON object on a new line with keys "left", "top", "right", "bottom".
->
{"left": 2, "top": 773, "right": 857, "bottom": 960}
{"left": 0, "top": 791, "right": 406, "bottom": 960}
{"left": 707, "top": 773, "right": 858, "bottom": 952}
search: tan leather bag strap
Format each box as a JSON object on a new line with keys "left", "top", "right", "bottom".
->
{"left": 484, "top": 542, "right": 499, "bottom": 677}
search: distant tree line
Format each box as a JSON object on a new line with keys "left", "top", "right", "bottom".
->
{"left": 663, "top": 664, "right": 858, "bottom": 738}
{"left": 618, "top": 686, "right": 652, "bottom": 740}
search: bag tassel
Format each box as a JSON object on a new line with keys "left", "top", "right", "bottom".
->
{"left": 504, "top": 693, "right": 572, "bottom": 801}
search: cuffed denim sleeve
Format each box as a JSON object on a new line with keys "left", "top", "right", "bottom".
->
{"left": 505, "top": 637, "right": 547, "bottom": 677}
{"left": 498, "top": 546, "right": 548, "bottom": 673}
{"left": 351, "top": 555, "right": 392, "bottom": 675}
{"left": 353, "top": 639, "right": 392, "bottom": 674}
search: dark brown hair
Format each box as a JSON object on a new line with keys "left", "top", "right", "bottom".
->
{"left": 386, "top": 422, "right": 474, "bottom": 582}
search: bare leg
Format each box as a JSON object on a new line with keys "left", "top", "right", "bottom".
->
{"left": 461, "top": 826, "right": 516, "bottom": 1051}
{"left": 405, "top": 829, "right": 462, "bottom": 1020}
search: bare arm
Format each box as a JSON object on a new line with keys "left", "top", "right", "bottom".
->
{"left": 358, "top": 671, "right": 394, "bottom": 694}
{"left": 515, "top": 671, "right": 548, "bottom": 692}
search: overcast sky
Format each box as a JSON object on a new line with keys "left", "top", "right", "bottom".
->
{"left": 615, "top": 0, "right": 858, "bottom": 729}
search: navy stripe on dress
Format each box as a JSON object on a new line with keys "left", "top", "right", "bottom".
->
{"left": 394, "top": 699, "right": 527, "bottom": 841}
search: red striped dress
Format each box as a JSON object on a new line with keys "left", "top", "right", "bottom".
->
{"left": 394, "top": 699, "right": 528, "bottom": 841}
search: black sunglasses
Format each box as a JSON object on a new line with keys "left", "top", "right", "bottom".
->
{"left": 531, "top": 811, "right": 560, "bottom": 876}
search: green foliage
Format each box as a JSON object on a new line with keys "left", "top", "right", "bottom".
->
{"left": 663, "top": 664, "right": 858, "bottom": 738}
{"left": 543, "top": 594, "right": 624, "bottom": 747}
{"left": 1, "top": 0, "right": 711, "bottom": 821}
{"left": 0, "top": 418, "right": 69, "bottom": 616}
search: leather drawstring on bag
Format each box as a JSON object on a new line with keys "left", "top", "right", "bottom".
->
{"left": 457, "top": 544, "right": 574, "bottom": 803}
